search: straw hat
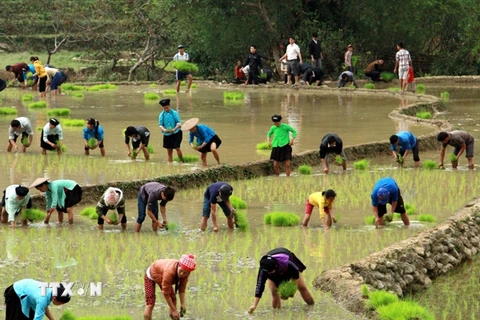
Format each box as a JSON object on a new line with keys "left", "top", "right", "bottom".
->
{"left": 28, "top": 177, "right": 50, "bottom": 189}
{"left": 181, "top": 118, "right": 199, "bottom": 131}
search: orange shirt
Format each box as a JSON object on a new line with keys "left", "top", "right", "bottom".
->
{"left": 149, "top": 259, "right": 189, "bottom": 296}
{"left": 235, "top": 66, "right": 244, "bottom": 79}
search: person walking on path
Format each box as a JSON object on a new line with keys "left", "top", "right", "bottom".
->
{"left": 267, "top": 114, "right": 297, "bottom": 177}
{"left": 393, "top": 42, "right": 412, "bottom": 92}
{"left": 201, "top": 182, "right": 236, "bottom": 232}
{"left": 30, "top": 57, "right": 47, "bottom": 97}
{"left": 159, "top": 99, "right": 184, "bottom": 163}
{"left": 243, "top": 45, "right": 263, "bottom": 85}
{"left": 83, "top": 118, "right": 105, "bottom": 156}
{"left": 143, "top": 254, "right": 196, "bottom": 320}
{"left": 338, "top": 71, "right": 358, "bottom": 88}
{"left": 302, "top": 190, "right": 337, "bottom": 229}
{"left": 309, "top": 32, "right": 323, "bottom": 68}
{"left": 29, "top": 177, "right": 83, "bottom": 225}
{"left": 1, "top": 185, "right": 32, "bottom": 228}
{"left": 40, "top": 118, "right": 64, "bottom": 155}
{"left": 8, "top": 117, "right": 34, "bottom": 153}
{"left": 96, "top": 187, "right": 126, "bottom": 230}
{"left": 390, "top": 131, "right": 420, "bottom": 167}
{"left": 183, "top": 118, "right": 222, "bottom": 167}
{"left": 371, "top": 177, "right": 409, "bottom": 227}
{"left": 124, "top": 125, "right": 151, "bottom": 160}
{"left": 364, "top": 59, "right": 384, "bottom": 81}
{"left": 248, "top": 247, "right": 314, "bottom": 314}
{"left": 319, "top": 133, "right": 347, "bottom": 173}
{"left": 5, "top": 62, "right": 29, "bottom": 89}
{"left": 136, "top": 182, "right": 175, "bottom": 233}
{"left": 345, "top": 44, "right": 354, "bottom": 72}
{"left": 437, "top": 130, "right": 475, "bottom": 169}
{"left": 173, "top": 45, "right": 193, "bottom": 93}
{"left": 279, "top": 37, "right": 303, "bottom": 85}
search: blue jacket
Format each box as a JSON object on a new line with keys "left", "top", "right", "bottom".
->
{"left": 13, "top": 279, "right": 53, "bottom": 320}
{"left": 189, "top": 124, "right": 216, "bottom": 145}
{"left": 83, "top": 125, "right": 104, "bottom": 141}
{"left": 159, "top": 109, "right": 181, "bottom": 136}
{"left": 204, "top": 182, "right": 232, "bottom": 204}
{"left": 391, "top": 131, "right": 417, "bottom": 151}
{"left": 371, "top": 177, "right": 399, "bottom": 206}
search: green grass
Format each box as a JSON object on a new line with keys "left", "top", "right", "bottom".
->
{"left": 173, "top": 61, "right": 199, "bottom": 73}
{"left": 72, "top": 92, "right": 84, "bottom": 98}
{"left": 28, "top": 101, "right": 47, "bottom": 109}
{"left": 405, "top": 203, "right": 416, "bottom": 215}
{"left": 418, "top": 214, "right": 437, "bottom": 222}
{"left": 230, "top": 195, "right": 247, "bottom": 209}
{"left": 256, "top": 142, "right": 272, "bottom": 150}
{"left": 47, "top": 108, "right": 71, "bottom": 116}
{"left": 1, "top": 51, "right": 90, "bottom": 70}
{"left": 223, "top": 91, "right": 245, "bottom": 100}
{"left": 61, "top": 84, "right": 85, "bottom": 91}
{"left": 354, "top": 159, "right": 370, "bottom": 170}
{"left": 298, "top": 165, "right": 312, "bottom": 175}
{"left": 162, "top": 89, "right": 177, "bottom": 95}
{"left": 144, "top": 92, "right": 160, "bottom": 100}
{"left": 20, "top": 209, "right": 46, "bottom": 221}
{"left": 147, "top": 146, "right": 154, "bottom": 154}
{"left": 263, "top": 212, "right": 300, "bottom": 227}
{"left": 87, "top": 138, "right": 97, "bottom": 148}
{"left": 80, "top": 207, "right": 98, "bottom": 220}
{"left": 422, "top": 160, "right": 437, "bottom": 169}
{"left": 180, "top": 81, "right": 198, "bottom": 88}
{"left": 416, "top": 112, "right": 432, "bottom": 119}
{"left": 380, "top": 72, "right": 396, "bottom": 82}
{"left": 417, "top": 84, "right": 426, "bottom": 91}
{"left": 450, "top": 154, "right": 458, "bottom": 162}
{"left": 388, "top": 87, "right": 401, "bottom": 92}
{"left": 87, "top": 84, "right": 117, "bottom": 91}
{"left": 235, "top": 211, "right": 249, "bottom": 231}
{"left": 376, "top": 300, "right": 435, "bottom": 320}
{"left": 335, "top": 155, "right": 344, "bottom": 164}
{"left": 367, "top": 290, "right": 399, "bottom": 309}
{"left": 278, "top": 280, "right": 297, "bottom": 300}
{"left": 364, "top": 83, "right": 375, "bottom": 89}
{"left": 0, "top": 107, "right": 18, "bottom": 115}
{"left": 63, "top": 119, "right": 85, "bottom": 127}
{"left": 174, "top": 155, "right": 199, "bottom": 163}
{"left": 21, "top": 94, "right": 34, "bottom": 101}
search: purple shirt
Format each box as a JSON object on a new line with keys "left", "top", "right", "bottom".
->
{"left": 254, "top": 253, "right": 300, "bottom": 298}
{"left": 140, "top": 182, "right": 168, "bottom": 210}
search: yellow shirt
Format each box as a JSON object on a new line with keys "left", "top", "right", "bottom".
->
{"left": 308, "top": 192, "right": 334, "bottom": 218}
{"left": 33, "top": 60, "right": 47, "bottom": 78}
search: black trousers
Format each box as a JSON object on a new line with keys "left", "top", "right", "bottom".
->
{"left": 4, "top": 285, "right": 35, "bottom": 320}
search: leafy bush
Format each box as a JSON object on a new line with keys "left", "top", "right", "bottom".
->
{"left": 263, "top": 212, "right": 300, "bottom": 226}
{"left": 47, "top": 108, "right": 71, "bottom": 116}
{"left": 0, "top": 107, "right": 18, "bottom": 115}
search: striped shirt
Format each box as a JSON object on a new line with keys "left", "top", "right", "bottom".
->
{"left": 395, "top": 49, "right": 411, "bottom": 69}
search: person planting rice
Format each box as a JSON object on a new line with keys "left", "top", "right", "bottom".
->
{"left": 437, "top": 130, "right": 475, "bottom": 169}
{"left": 4, "top": 279, "right": 71, "bottom": 319}
{"left": 143, "top": 254, "right": 196, "bottom": 320}
{"left": 5, "top": 62, "right": 29, "bottom": 89}
{"left": 319, "top": 133, "right": 347, "bottom": 173}
{"left": 29, "top": 177, "right": 82, "bottom": 225}
{"left": 0, "top": 185, "right": 32, "bottom": 228}
{"left": 136, "top": 182, "right": 175, "bottom": 233}
{"left": 338, "top": 70, "right": 358, "bottom": 88}
{"left": 267, "top": 114, "right": 297, "bottom": 177}
{"left": 182, "top": 118, "right": 222, "bottom": 167}
{"left": 44, "top": 66, "right": 63, "bottom": 95}
{"left": 0, "top": 78, "right": 6, "bottom": 92}
{"left": 159, "top": 99, "right": 184, "bottom": 163}
{"left": 8, "top": 117, "right": 34, "bottom": 153}
{"left": 371, "top": 177, "right": 409, "bottom": 227}
{"left": 201, "top": 182, "right": 236, "bottom": 232}
{"left": 83, "top": 118, "right": 105, "bottom": 156}
{"left": 389, "top": 131, "right": 420, "bottom": 167}
{"left": 173, "top": 44, "right": 193, "bottom": 93}
{"left": 30, "top": 56, "right": 47, "bottom": 98}
{"left": 248, "top": 247, "right": 314, "bottom": 313}
{"left": 96, "top": 187, "right": 126, "bottom": 230}
{"left": 302, "top": 189, "right": 337, "bottom": 229}
{"left": 40, "top": 118, "right": 63, "bottom": 155}
{"left": 124, "top": 125, "right": 151, "bottom": 160}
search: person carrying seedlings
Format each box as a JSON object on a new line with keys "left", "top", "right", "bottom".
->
{"left": 5, "top": 62, "right": 29, "bottom": 88}
{"left": 136, "top": 182, "right": 176, "bottom": 233}
{"left": 1, "top": 185, "right": 32, "bottom": 228}
{"left": 159, "top": 99, "right": 184, "bottom": 163}
{"left": 182, "top": 118, "right": 222, "bottom": 167}
{"left": 143, "top": 254, "right": 196, "bottom": 320}
{"left": 173, "top": 44, "right": 193, "bottom": 93}
{"left": 437, "top": 130, "right": 475, "bottom": 169}
{"left": 96, "top": 187, "right": 126, "bottom": 230}
{"left": 40, "top": 118, "right": 64, "bottom": 155}
{"left": 248, "top": 247, "right": 314, "bottom": 314}
{"left": 302, "top": 189, "right": 337, "bottom": 229}
{"left": 4, "top": 279, "right": 71, "bottom": 319}
{"left": 338, "top": 70, "right": 358, "bottom": 88}
{"left": 83, "top": 118, "right": 105, "bottom": 156}
{"left": 8, "top": 117, "right": 34, "bottom": 153}
{"left": 243, "top": 45, "right": 263, "bottom": 85}
{"left": 364, "top": 59, "right": 384, "bottom": 81}
{"left": 30, "top": 56, "right": 47, "bottom": 98}
{"left": 267, "top": 114, "right": 297, "bottom": 177}
{"left": 124, "top": 125, "right": 151, "bottom": 160}
{"left": 319, "top": 133, "right": 347, "bottom": 173}
{"left": 29, "top": 177, "right": 83, "bottom": 225}
{"left": 201, "top": 182, "right": 236, "bottom": 232}
{"left": 390, "top": 131, "right": 420, "bottom": 167}
{"left": 371, "top": 177, "right": 409, "bottom": 227}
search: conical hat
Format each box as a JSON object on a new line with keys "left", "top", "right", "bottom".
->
{"left": 28, "top": 177, "right": 50, "bottom": 189}
{"left": 181, "top": 118, "right": 199, "bottom": 131}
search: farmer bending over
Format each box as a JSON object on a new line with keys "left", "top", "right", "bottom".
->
{"left": 371, "top": 177, "right": 409, "bottom": 227}
{"left": 1, "top": 185, "right": 31, "bottom": 228}
{"left": 389, "top": 131, "right": 420, "bottom": 167}
{"left": 302, "top": 189, "right": 337, "bottom": 229}
{"left": 201, "top": 182, "right": 236, "bottom": 232}
{"left": 136, "top": 182, "right": 175, "bottom": 233}
{"left": 437, "top": 130, "right": 475, "bottom": 170}
{"left": 96, "top": 187, "right": 126, "bottom": 230}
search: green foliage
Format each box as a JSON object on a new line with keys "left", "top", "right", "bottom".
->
{"left": 405, "top": 204, "right": 416, "bottom": 215}
{"left": 230, "top": 195, "right": 247, "bottom": 209}
{"left": 63, "top": 119, "right": 85, "bottom": 127}
{"left": 298, "top": 165, "right": 312, "bottom": 175}
{"left": 223, "top": 91, "right": 245, "bottom": 100}
{"left": 416, "top": 84, "right": 426, "bottom": 92}
{"left": 278, "top": 280, "right": 297, "bottom": 300}
{"left": 61, "top": 84, "right": 85, "bottom": 91}
{"left": 144, "top": 92, "right": 160, "bottom": 100}
{"left": 0, "top": 107, "right": 18, "bottom": 115}
{"left": 47, "top": 108, "right": 71, "bottom": 116}
{"left": 416, "top": 112, "right": 432, "bottom": 119}
{"left": 87, "top": 84, "right": 117, "bottom": 91}
{"left": 72, "top": 93, "right": 84, "bottom": 98}
{"left": 87, "top": 138, "right": 97, "bottom": 148}
{"left": 174, "top": 155, "right": 199, "bottom": 163}
{"left": 162, "top": 89, "right": 177, "bottom": 96}
{"left": 28, "top": 101, "right": 47, "bottom": 109}
{"left": 440, "top": 91, "right": 450, "bottom": 100}
{"left": 450, "top": 154, "right": 458, "bottom": 162}
{"left": 80, "top": 207, "right": 98, "bottom": 220}
{"left": 365, "top": 216, "right": 376, "bottom": 225}
{"left": 376, "top": 300, "right": 435, "bottom": 320}
{"left": 367, "top": 290, "right": 399, "bottom": 309}
{"left": 173, "top": 61, "right": 199, "bottom": 73}
{"left": 21, "top": 94, "right": 34, "bottom": 101}
{"left": 256, "top": 142, "right": 272, "bottom": 150}
{"left": 380, "top": 72, "right": 396, "bottom": 82}
{"left": 335, "top": 155, "right": 344, "bottom": 164}
{"left": 422, "top": 160, "right": 437, "bottom": 169}
{"left": 361, "top": 284, "right": 370, "bottom": 298}
{"left": 354, "top": 159, "right": 370, "bottom": 170}
{"left": 418, "top": 214, "right": 437, "bottom": 222}
{"left": 235, "top": 211, "right": 249, "bottom": 231}
{"left": 21, "top": 209, "right": 46, "bottom": 221}
{"left": 364, "top": 83, "right": 375, "bottom": 89}
{"left": 263, "top": 212, "right": 300, "bottom": 227}
{"left": 146, "top": 146, "right": 154, "bottom": 154}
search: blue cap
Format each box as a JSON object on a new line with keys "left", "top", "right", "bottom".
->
{"left": 377, "top": 188, "right": 390, "bottom": 205}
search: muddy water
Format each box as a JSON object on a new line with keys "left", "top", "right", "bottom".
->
{"left": 0, "top": 85, "right": 433, "bottom": 191}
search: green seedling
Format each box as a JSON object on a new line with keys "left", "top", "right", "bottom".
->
{"left": 278, "top": 280, "right": 297, "bottom": 300}
{"left": 48, "top": 140, "right": 67, "bottom": 153}
{"left": 417, "top": 84, "right": 426, "bottom": 91}
{"left": 230, "top": 195, "right": 247, "bottom": 209}
{"left": 47, "top": 108, "right": 71, "bottom": 116}
{"left": 87, "top": 138, "right": 97, "bottom": 148}
{"left": 144, "top": 92, "right": 160, "bottom": 100}
{"left": 28, "top": 101, "right": 47, "bottom": 109}
{"left": 388, "top": 87, "right": 401, "bottom": 92}
{"left": 80, "top": 207, "right": 98, "bottom": 220}
{"left": 87, "top": 84, "right": 117, "bottom": 91}
{"left": 405, "top": 204, "right": 416, "bottom": 215}
{"left": 256, "top": 142, "right": 272, "bottom": 150}
{"left": 263, "top": 212, "right": 300, "bottom": 227}
{"left": 21, "top": 94, "right": 34, "bottom": 101}
{"left": 367, "top": 290, "right": 399, "bottom": 309}
{"left": 380, "top": 72, "right": 395, "bottom": 82}
{"left": 441, "top": 91, "right": 450, "bottom": 100}
{"left": 376, "top": 300, "right": 435, "bottom": 320}
{"left": 234, "top": 211, "right": 249, "bottom": 231}
{"left": 418, "top": 214, "right": 437, "bottom": 222}
{"left": 62, "top": 119, "right": 85, "bottom": 127}
{"left": 365, "top": 216, "right": 376, "bottom": 225}
{"left": 354, "top": 159, "right": 370, "bottom": 170}
{"left": 422, "top": 160, "right": 437, "bottom": 169}
{"left": 165, "top": 222, "right": 179, "bottom": 231}
{"left": 21, "top": 209, "right": 46, "bottom": 221}
{"left": 298, "top": 165, "right": 312, "bottom": 175}
{"left": 416, "top": 112, "right": 432, "bottom": 119}
{"left": 384, "top": 213, "right": 393, "bottom": 223}
{"left": 364, "top": 83, "right": 375, "bottom": 89}
{"left": 173, "top": 61, "right": 199, "bottom": 73}
{"left": 162, "top": 89, "right": 177, "bottom": 96}
{"left": 450, "top": 154, "right": 458, "bottom": 162}
{"left": 131, "top": 149, "right": 138, "bottom": 160}
{"left": 21, "top": 136, "right": 29, "bottom": 146}
{"left": 361, "top": 284, "right": 369, "bottom": 298}
{"left": 147, "top": 146, "right": 154, "bottom": 154}
{"left": 180, "top": 81, "right": 197, "bottom": 88}
{"left": 335, "top": 155, "right": 344, "bottom": 165}
{"left": 61, "top": 84, "right": 85, "bottom": 91}
{"left": 397, "top": 154, "right": 404, "bottom": 164}
{"left": 149, "top": 83, "right": 157, "bottom": 88}
{"left": 223, "top": 91, "right": 245, "bottom": 100}
{"left": 0, "top": 107, "right": 18, "bottom": 115}
{"left": 72, "top": 92, "right": 84, "bottom": 98}
{"left": 174, "top": 155, "right": 199, "bottom": 163}
{"left": 349, "top": 85, "right": 356, "bottom": 88}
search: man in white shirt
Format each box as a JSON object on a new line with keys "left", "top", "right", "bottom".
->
{"left": 393, "top": 42, "right": 412, "bottom": 92}
{"left": 279, "top": 37, "right": 303, "bottom": 85}
{"left": 8, "top": 117, "right": 34, "bottom": 153}
{"left": 1, "top": 185, "right": 31, "bottom": 228}
{"left": 173, "top": 44, "right": 193, "bottom": 93}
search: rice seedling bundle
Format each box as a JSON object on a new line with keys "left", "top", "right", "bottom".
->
{"left": 149, "top": 83, "right": 157, "bottom": 88}
{"left": 48, "top": 141, "right": 67, "bottom": 153}
{"left": 335, "top": 155, "right": 344, "bottom": 164}
{"left": 223, "top": 91, "right": 245, "bottom": 100}
{"left": 388, "top": 87, "right": 401, "bottom": 92}
{"left": 450, "top": 154, "right": 458, "bottom": 162}
{"left": 21, "top": 209, "right": 46, "bottom": 221}
{"left": 422, "top": 160, "right": 437, "bottom": 169}
{"left": 278, "top": 280, "right": 297, "bottom": 300}
{"left": 80, "top": 207, "right": 98, "bottom": 220}
{"left": 21, "top": 136, "right": 29, "bottom": 146}
{"left": 62, "top": 119, "right": 85, "bottom": 127}
{"left": 72, "top": 92, "right": 84, "bottom": 98}
{"left": 131, "top": 149, "right": 138, "bottom": 160}
{"left": 173, "top": 61, "right": 199, "bottom": 73}
{"left": 416, "top": 84, "right": 426, "bottom": 91}
{"left": 21, "top": 94, "right": 34, "bottom": 101}
{"left": 418, "top": 214, "right": 436, "bottom": 222}
{"left": 405, "top": 203, "right": 416, "bottom": 215}
{"left": 61, "top": 84, "right": 85, "bottom": 91}
{"left": 441, "top": 91, "right": 450, "bottom": 100}
{"left": 364, "top": 83, "right": 375, "bottom": 89}
{"left": 384, "top": 213, "right": 393, "bottom": 223}
{"left": 47, "top": 108, "right": 71, "bottom": 116}
{"left": 365, "top": 216, "right": 376, "bottom": 225}
{"left": 144, "top": 92, "right": 160, "bottom": 100}
{"left": 106, "top": 211, "right": 118, "bottom": 223}
{"left": 165, "top": 222, "right": 179, "bottom": 231}
{"left": 361, "top": 284, "right": 369, "bottom": 298}
{"left": 147, "top": 146, "right": 154, "bottom": 154}
{"left": 380, "top": 72, "right": 395, "bottom": 82}
{"left": 367, "top": 290, "right": 399, "bottom": 309}
{"left": 0, "top": 107, "right": 18, "bottom": 115}
{"left": 354, "top": 159, "right": 370, "bottom": 170}
{"left": 26, "top": 79, "right": 34, "bottom": 86}
{"left": 376, "top": 300, "right": 435, "bottom": 320}
{"left": 416, "top": 112, "right": 432, "bottom": 119}
{"left": 87, "top": 138, "right": 97, "bottom": 148}
{"left": 230, "top": 195, "right": 247, "bottom": 209}
{"left": 88, "top": 84, "right": 117, "bottom": 91}
{"left": 28, "top": 101, "right": 47, "bottom": 109}
{"left": 235, "top": 211, "right": 249, "bottom": 231}
{"left": 263, "top": 212, "right": 300, "bottom": 227}
{"left": 349, "top": 85, "right": 356, "bottom": 88}
{"left": 174, "top": 155, "right": 199, "bottom": 163}
{"left": 256, "top": 142, "right": 272, "bottom": 150}
{"left": 180, "top": 81, "right": 198, "bottom": 88}
{"left": 298, "top": 165, "right": 312, "bottom": 175}
{"left": 162, "top": 89, "right": 177, "bottom": 95}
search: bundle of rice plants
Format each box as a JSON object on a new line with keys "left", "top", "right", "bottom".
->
{"left": 131, "top": 149, "right": 138, "bottom": 160}
{"left": 61, "top": 84, "right": 85, "bottom": 91}
{"left": 405, "top": 204, "right": 416, "bottom": 215}
{"left": 62, "top": 119, "right": 85, "bottom": 127}
{"left": 180, "top": 81, "right": 198, "bottom": 88}
{"left": 21, "top": 136, "right": 29, "bottom": 146}
{"left": 223, "top": 91, "right": 245, "bottom": 100}
{"left": 106, "top": 211, "right": 118, "bottom": 224}
{"left": 47, "top": 108, "right": 71, "bottom": 116}
{"left": 416, "top": 84, "right": 426, "bottom": 91}
{"left": 335, "top": 155, "right": 344, "bottom": 164}
{"left": 174, "top": 155, "right": 199, "bottom": 163}
{"left": 173, "top": 61, "right": 199, "bottom": 73}
{"left": 147, "top": 146, "right": 154, "bottom": 154}
{"left": 48, "top": 141, "right": 67, "bottom": 153}
{"left": 21, "top": 94, "right": 34, "bottom": 101}
{"left": 298, "top": 165, "right": 312, "bottom": 175}
{"left": 364, "top": 83, "right": 375, "bottom": 89}
{"left": 367, "top": 290, "right": 399, "bottom": 309}
{"left": 416, "top": 112, "right": 432, "bottom": 119}
{"left": 418, "top": 214, "right": 436, "bottom": 222}
{"left": 59, "top": 311, "right": 76, "bottom": 320}
{"left": 348, "top": 85, "right": 356, "bottom": 89}
{"left": 21, "top": 209, "right": 46, "bottom": 221}
{"left": 441, "top": 91, "right": 450, "bottom": 100}
{"left": 88, "top": 84, "right": 117, "bottom": 91}
{"left": 0, "top": 107, "right": 18, "bottom": 115}
{"left": 365, "top": 216, "right": 376, "bottom": 225}
{"left": 397, "top": 154, "right": 404, "bottom": 164}
{"left": 376, "top": 300, "right": 435, "bottom": 320}
{"left": 87, "top": 138, "right": 97, "bottom": 148}
{"left": 361, "top": 284, "right": 369, "bottom": 298}
{"left": 28, "top": 101, "right": 47, "bottom": 109}
{"left": 354, "top": 159, "right": 370, "bottom": 170}
{"left": 80, "top": 207, "right": 98, "bottom": 220}
{"left": 165, "top": 222, "right": 179, "bottom": 231}
{"left": 256, "top": 142, "right": 272, "bottom": 150}
{"left": 144, "top": 92, "right": 160, "bottom": 100}
{"left": 388, "top": 87, "right": 401, "bottom": 92}
{"left": 422, "top": 160, "right": 436, "bottom": 169}
{"left": 230, "top": 195, "right": 247, "bottom": 209}
{"left": 263, "top": 212, "right": 300, "bottom": 227}
{"left": 278, "top": 280, "right": 297, "bottom": 300}
{"left": 72, "top": 93, "right": 84, "bottom": 98}
{"left": 384, "top": 213, "right": 393, "bottom": 223}
{"left": 234, "top": 211, "right": 249, "bottom": 231}
{"left": 162, "top": 89, "right": 177, "bottom": 96}
{"left": 149, "top": 83, "right": 157, "bottom": 88}
{"left": 380, "top": 72, "right": 395, "bottom": 82}
{"left": 450, "top": 154, "right": 458, "bottom": 162}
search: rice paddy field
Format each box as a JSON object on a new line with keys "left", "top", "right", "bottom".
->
{"left": 1, "top": 83, "right": 480, "bottom": 319}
